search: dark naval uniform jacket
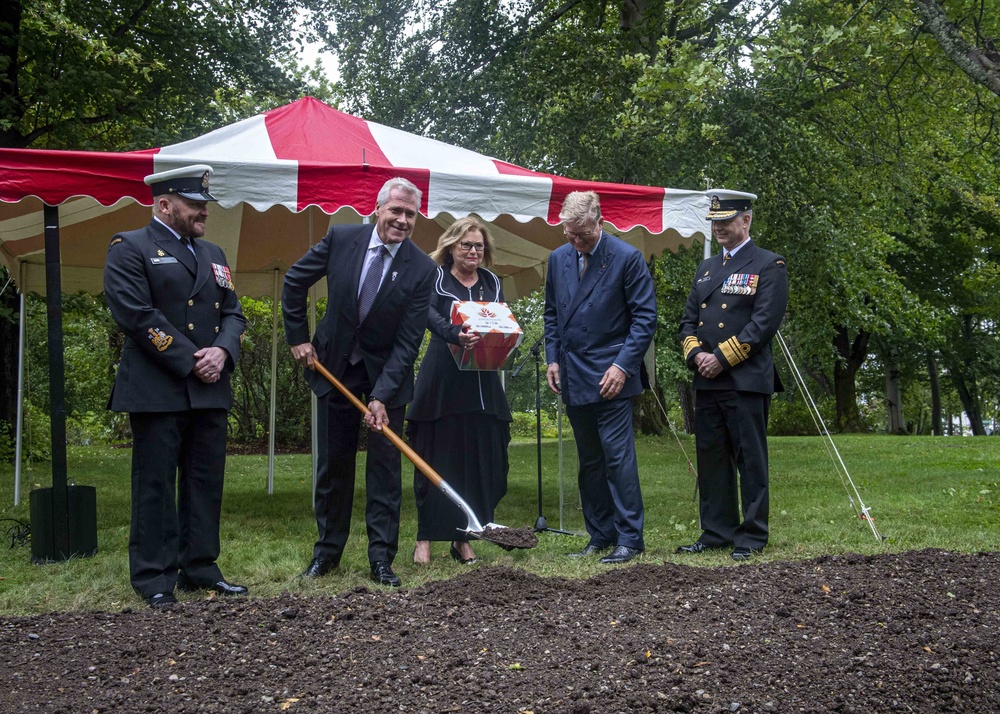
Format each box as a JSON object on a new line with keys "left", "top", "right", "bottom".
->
{"left": 104, "top": 219, "right": 245, "bottom": 411}
{"left": 679, "top": 240, "right": 787, "bottom": 393}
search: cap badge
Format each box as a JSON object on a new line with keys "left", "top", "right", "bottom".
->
{"left": 202, "top": 171, "right": 210, "bottom": 188}
{"left": 711, "top": 196, "right": 722, "bottom": 210}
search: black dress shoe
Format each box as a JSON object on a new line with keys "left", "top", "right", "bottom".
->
{"left": 300, "top": 557, "right": 338, "bottom": 578}
{"left": 731, "top": 547, "right": 763, "bottom": 562}
{"left": 675, "top": 540, "right": 727, "bottom": 554}
{"left": 369, "top": 561, "right": 401, "bottom": 587}
{"left": 567, "top": 543, "right": 611, "bottom": 558}
{"left": 450, "top": 542, "right": 478, "bottom": 565}
{"left": 145, "top": 592, "right": 177, "bottom": 608}
{"left": 180, "top": 578, "right": 248, "bottom": 596}
{"left": 599, "top": 545, "right": 643, "bottom": 564}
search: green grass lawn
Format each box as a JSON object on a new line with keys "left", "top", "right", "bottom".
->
{"left": 1, "top": 434, "right": 998, "bottom": 615}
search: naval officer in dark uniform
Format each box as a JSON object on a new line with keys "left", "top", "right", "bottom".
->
{"left": 676, "top": 190, "right": 788, "bottom": 561}
{"left": 104, "top": 165, "right": 247, "bottom": 607}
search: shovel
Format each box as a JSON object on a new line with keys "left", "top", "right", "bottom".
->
{"left": 311, "top": 360, "right": 537, "bottom": 550}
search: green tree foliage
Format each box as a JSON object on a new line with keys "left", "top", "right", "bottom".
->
{"left": 0, "top": 0, "right": 335, "bottom": 459}
{"left": 230, "top": 297, "right": 318, "bottom": 449}
{"left": 15, "top": 294, "right": 325, "bottom": 452}
{"left": 0, "top": 0, "right": 334, "bottom": 150}
{"left": 315, "top": 0, "right": 1000, "bottom": 433}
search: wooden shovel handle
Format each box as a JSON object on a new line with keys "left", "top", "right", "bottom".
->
{"left": 311, "top": 360, "right": 444, "bottom": 489}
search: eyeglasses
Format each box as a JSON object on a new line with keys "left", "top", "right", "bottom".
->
{"left": 458, "top": 241, "right": 486, "bottom": 252}
{"left": 563, "top": 225, "right": 599, "bottom": 241}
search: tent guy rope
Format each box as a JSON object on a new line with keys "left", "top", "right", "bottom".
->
{"left": 774, "top": 330, "right": 884, "bottom": 542}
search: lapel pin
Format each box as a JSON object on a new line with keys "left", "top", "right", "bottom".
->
{"left": 392, "top": 271, "right": 398, "bottom": 282}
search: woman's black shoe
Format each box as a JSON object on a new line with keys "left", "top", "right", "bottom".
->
{"left": 450, "top": 542, "right": 478, "bottom": 564}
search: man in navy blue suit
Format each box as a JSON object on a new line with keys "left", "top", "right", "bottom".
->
{"left": 676, "top": 190, "right": 788, "bottom": 561}
{"left": 282, "top": 177, "right": 436, "bottom": 588}
{"left": 543, "top": 191, "right": 657, "bottom": 564}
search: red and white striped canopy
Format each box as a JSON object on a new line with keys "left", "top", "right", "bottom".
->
{"left": 0, "top": 97, "right": 709, "bottom": 298}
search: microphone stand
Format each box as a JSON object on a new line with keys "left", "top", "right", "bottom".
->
{"left": 511, "top": 337, "right": 577, "bottom": 536}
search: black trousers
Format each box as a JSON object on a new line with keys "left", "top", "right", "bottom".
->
{"left": 314, "top": 361, "right": 404, "bottom": 565}
{"left": 128, "top": 409, "right": 228, "bottom": 596}
{"left": 694, "top": 389, "right": 771, "bottom": 550}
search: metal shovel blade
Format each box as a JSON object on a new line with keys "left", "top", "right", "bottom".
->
{"left": 311, "top": 360, "right": 537, "bottom": 550}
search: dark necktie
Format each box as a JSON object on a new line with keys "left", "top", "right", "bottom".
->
{"left": 181, "top": 236, "right": 196, "bottom": 260}
{"left": 579, "top": 252, "right": 590, "bottom": 279}
{"left": 350, "top": 245, "right": 389, "bottom": 364}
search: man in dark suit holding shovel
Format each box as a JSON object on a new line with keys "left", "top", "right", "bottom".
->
{"left": 282, "top": 177, "right": 436, "bottom": 587}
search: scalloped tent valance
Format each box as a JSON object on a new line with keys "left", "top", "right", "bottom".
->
{"left": 0, "top": 97, "right": 709, "bottom": 299}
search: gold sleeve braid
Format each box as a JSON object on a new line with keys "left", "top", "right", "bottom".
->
{"left": 682, "top": 335, "right": 701, "bottom": 360}
{"left": 718, "top": 336, "right": 751, "bottom": 367}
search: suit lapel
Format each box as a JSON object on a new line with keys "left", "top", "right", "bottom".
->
{"left": 340, "top": 230, "right": 369, "bottom": 326}
{"left": 149, "top": 221, "right": 197, "bottom": 276}
{"left": 564, "top": 234, "right": 613, "bottom": 321}
{"left": 191, "top": 240, "right": 212, "bottom": 296}
{"left": 367, "top": 239, "right": 409, "bottom": 318}
{"left": 702, "top": 242, "right": 757, "bottom": 296}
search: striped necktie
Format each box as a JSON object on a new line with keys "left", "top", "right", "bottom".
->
{"left": 358, "top": 245, "right": 389, "bottom": 324}
{"left": 350, "top": 245, "right": 389, "bottom": 364}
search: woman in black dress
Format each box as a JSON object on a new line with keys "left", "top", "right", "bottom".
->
{"left": 407, "top": 217, "right": 513, "bottom": 564}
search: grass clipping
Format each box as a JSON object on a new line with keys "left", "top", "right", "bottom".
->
{"left": 476, "top": 526, "right": 539, "bottom": 550}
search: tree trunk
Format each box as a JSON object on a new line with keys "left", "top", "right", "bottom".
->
{"left": 927, "top": 351, "right": 942, "bottom": 436}
{"left": 952, "top": 375, "right": 986, "bottom": 435}
{"left": 676, "top": 381, "right": 695, "bottom": 434}
{"left": 912, "top": 0, "right": 1000, "bottom": 97}
{"left": 885, "top": 359, "right": 904, "bottom": 434}
{"left": 944, "top": 316, "right": 987, "bottom": 436}
{"left": 832, "top": 325, "right": 871, "bottom": 432}
{"left": 634, "top": 389, "right": 665, "bottom": 435}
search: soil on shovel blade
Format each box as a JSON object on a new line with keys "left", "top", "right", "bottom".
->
{"left": 2, "top": 549, "right": 998, "bottom": 713}
{"left": 479, "top": 525, "right": 540, "bottom": 550}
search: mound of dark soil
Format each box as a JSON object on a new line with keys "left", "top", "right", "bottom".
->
{"left": 2, "top": 549, "right": 997, "bottom": 713}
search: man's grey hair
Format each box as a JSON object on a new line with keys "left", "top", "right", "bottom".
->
{"left": 378, "top": 177, "right": 422, "bottom": 207}
{"left": 559, "top": 190, "right": 602, "bottom": 225}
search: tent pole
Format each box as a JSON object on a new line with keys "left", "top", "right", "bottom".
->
{"left": 267, "top": 269, "right": 279, "bottom": 495}
{"left": 557, "top": 398, "right": 565, "bottom": 531}
{"left": 43, "top": 205, "right": 69, "bottom": 555}
{"left": 308, "top": 210, "right": 318, "bottom": 502}
{"left": 13, "top": 275, "right": 26, "bottom": 506}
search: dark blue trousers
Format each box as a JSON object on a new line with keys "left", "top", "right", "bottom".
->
{"left": 566, "top": 397, "right": 644, "bottom": 550}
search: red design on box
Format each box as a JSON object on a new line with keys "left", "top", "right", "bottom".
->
{"left": 449, "top": 301, "right": 524, "bottom": 371}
